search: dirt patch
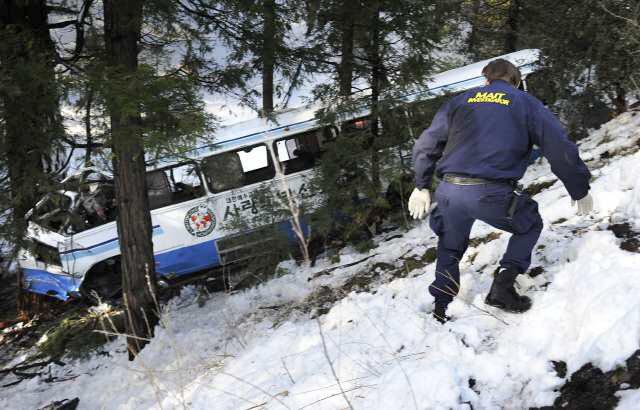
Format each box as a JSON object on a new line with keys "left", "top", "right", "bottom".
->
{"left": 525, "top": 179, "right": 558, "bottom": 196}
{"left": 37, "top": 307, "right": 125, "bottom": 361}
{"left": 552, "top": 360, "right": 567, "bottom": 378}
{"left": 38, "top": 397, "right": 79, "bottom": 409}
{"left": 528, "top": 266, "right": 545, "bottom": 278}
{"left": 279, "top": 248, "right": 439, "bottom": 322}
{"left": 301, "top": 286, "right": 339, "bottom": 318}
{"left": 469, "top": 232, "right": 502, "bottom": 248}
{"left": 0, "top": 303, "right": 125, "bottom": 389}
{"left": 341, "top": 271, "right": 381, "bottom": 294}
{"left": 607, "top": 223, "right": 640, "bottom": 253}
{"left": 531, "top": 350, "right": 640, "bottom": 410}
{"left": 620, "top": 238, "right": 640, "bottom": 253}
{"left": 303, "top": 270, "right": 383, "bottom": 318}
{"left": 401, "top": 247, "right": 437, "bottom": 276}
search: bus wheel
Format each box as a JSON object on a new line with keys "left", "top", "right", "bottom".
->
{"left": 80, "top": 258, "right": 122, "bottom": 303}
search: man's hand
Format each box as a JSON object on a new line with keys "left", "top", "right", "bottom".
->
{"left": 572, "top": 192, "right": 594, "bottom": 215}
{"left": 408, "top": 188, "right": 431, "bottom": 219}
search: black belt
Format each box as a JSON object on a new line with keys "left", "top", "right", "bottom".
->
{"left": 442, "top": 173, "right": 518, "bottom": 187}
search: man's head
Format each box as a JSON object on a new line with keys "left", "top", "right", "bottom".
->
{"left": 482, "top": 59, "right": 521, "bottom": 87}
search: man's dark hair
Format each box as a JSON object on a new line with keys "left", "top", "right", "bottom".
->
{"left": 482, "top": 59, "right": 521, "bottom": 87}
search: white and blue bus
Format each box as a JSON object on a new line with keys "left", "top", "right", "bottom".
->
{"left": 18, "top": 49, "right": 542, "bottom": 301}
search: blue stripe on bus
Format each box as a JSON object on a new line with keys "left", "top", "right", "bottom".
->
{"left": 28, "top": 218, "right": 313, "bottom": 301}
{"left": 25, "top": 239, "right": 222, "bottom": 301}
{"left": 60, "top": 225, "right": 164, "bottom": 261}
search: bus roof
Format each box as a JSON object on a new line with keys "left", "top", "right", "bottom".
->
{"left": 151, "top": 48, "right": 541, "bottom": 168}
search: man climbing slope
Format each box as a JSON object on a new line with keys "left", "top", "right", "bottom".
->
{"left": 409, "top": 59, "right": 593, "bottom": 323}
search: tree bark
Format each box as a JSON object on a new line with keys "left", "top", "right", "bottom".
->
{"left": 613, "top": 82, "right": 628, "bottom": 115}
{"left": 262, "top": 0, "right": 276, "bottom": 115}
{"left": 103, "top": 0, "right": 158, "bottom": 360}
{"left": 504, "top": 0, "right": 519, "bottom": 53}
{"left": 338, "top": 0, "right": 356, "bottom": 97}
{"left": 84, "top": 87, "right": 94, "bottom": 168}
{"left": 467, "top": 0, "right": 482, "bottom": 58}
{"left": 368, "top": 0, "right": 382, "bottom": 191}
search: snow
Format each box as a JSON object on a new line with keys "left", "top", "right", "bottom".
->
{"left": 2, "top": 111, "right": 640, "bottom": 409}
{"left": 617, "top": 389, "right": 640, "bottom": 410}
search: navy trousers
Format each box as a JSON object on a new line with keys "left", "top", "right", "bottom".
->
{"left": 428, "top": 181, "right": 543, "bottom": 304}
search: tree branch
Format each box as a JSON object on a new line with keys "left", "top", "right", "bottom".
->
{"left": 60, "top": 134, "right": 103, "bottom": 149}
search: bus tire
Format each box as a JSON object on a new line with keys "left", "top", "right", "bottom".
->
{"left": 80, "top": 257, "right": 122, "bottom": 303}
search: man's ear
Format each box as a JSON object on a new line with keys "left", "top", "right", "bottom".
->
{"left": 484, "top": 79, "right": 490, "bottom": 85}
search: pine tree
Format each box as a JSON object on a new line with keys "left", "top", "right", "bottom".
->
{"left": 102, "top": 0, "right": 158, "bottom": 359}
{"left": 462, "top": 0, "right": 639, "bottom": 136}
{"left": 179, "top": 0, "right": 316, "bottom": 115}
{"left": 100, "top": 0, "right": 212, "bottom": 358}
{"left": 0, "top": 1, "right": 64, "bottom": 242}
{"left": 307, "top": 0, "right": 458, "bottom": 244}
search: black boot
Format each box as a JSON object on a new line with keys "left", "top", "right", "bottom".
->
{"left": 433, "top": 301, "right": 450, "bottom": 324}
{"left": 485, "top": 267, "right": 531, "bottom": 313}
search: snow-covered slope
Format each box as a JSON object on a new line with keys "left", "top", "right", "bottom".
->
{"left": 2, "top": 111, "right": 640, "bottom": 409}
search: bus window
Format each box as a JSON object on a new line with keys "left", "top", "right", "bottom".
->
{"left": 202, "top": 144, "right": 275, "bottom": 193}
{"left": 275, "top": 129, "right": 322, "bottom": 175}
{"left": 146, "top": 162, "right": 204, "bottom": 210}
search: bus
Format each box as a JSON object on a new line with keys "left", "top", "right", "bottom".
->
{"left": 18, "top": 49, "right": 542, "bottom": 301}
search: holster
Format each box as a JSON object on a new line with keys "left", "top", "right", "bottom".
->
{"left": 507, "top": 186, "right": 524, "bottom": 219}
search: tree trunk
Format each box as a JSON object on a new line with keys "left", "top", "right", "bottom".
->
{"left": 103, "top": 0, "right": 158, "bottom": 360}
{"left": 467, "top": 0, "right": 482, "bottom": 58}
{"left": 338, "top": 0, "right": 356, "bottom": 97}
{"left": 84, "top": 87, "right": 94, "bottom": 168}
{"left": 368, "top": 0, "right": 382, "bottom": 191}
{"left": 504, "top": 0, "right": 519, "bottom": 53}
{"left": 262, "top": 0, "right": 276, "bottom": 115}
{"left": 613, "top": 82, "right": 628, "bottom": 115}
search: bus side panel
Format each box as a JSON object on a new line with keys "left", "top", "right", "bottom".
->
{"left": 150, "top": 197, "right": 222, "bottom": 278}
{"left": 154, "top": 239, "right": 220, "bottom": 277}
{"left": 20, "top": 262, "right": 81, "bottom": 301}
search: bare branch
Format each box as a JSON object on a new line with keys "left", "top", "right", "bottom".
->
{"left": 316, "top": 318, "right": 354, "bottom": 410}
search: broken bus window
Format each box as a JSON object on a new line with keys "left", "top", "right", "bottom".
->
{"left": 146, "top": 162, "right": 204, "bottom": 210}
{"left": 201, "top": 144, "right": 275, "bottom": 193}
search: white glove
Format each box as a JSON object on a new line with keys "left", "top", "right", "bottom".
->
{"left": 572, "top": 193, "right": 594, "bottom": 215}
{"left": 408, "top": 188, "right": 431, "bottom": 220}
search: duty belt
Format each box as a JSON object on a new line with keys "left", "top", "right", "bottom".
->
{"left": 441, "top": 173, "right": 516, "bottom": 186}
{"left": 441, "top": 173, "right": 523, "bottom": 218}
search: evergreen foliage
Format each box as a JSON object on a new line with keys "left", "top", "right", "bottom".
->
{"left": 0, "top": 1, "right": 66, "bottom": 245}
{"left": 461, "top": 0, "right": 640, "bottom": 138}
{"left": 306, "top": 0, "right": 459, "bottom": 246}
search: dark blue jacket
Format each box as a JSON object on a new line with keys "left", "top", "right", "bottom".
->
{"left": 412, "top": 80, "right": 591, "bottom": 200}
